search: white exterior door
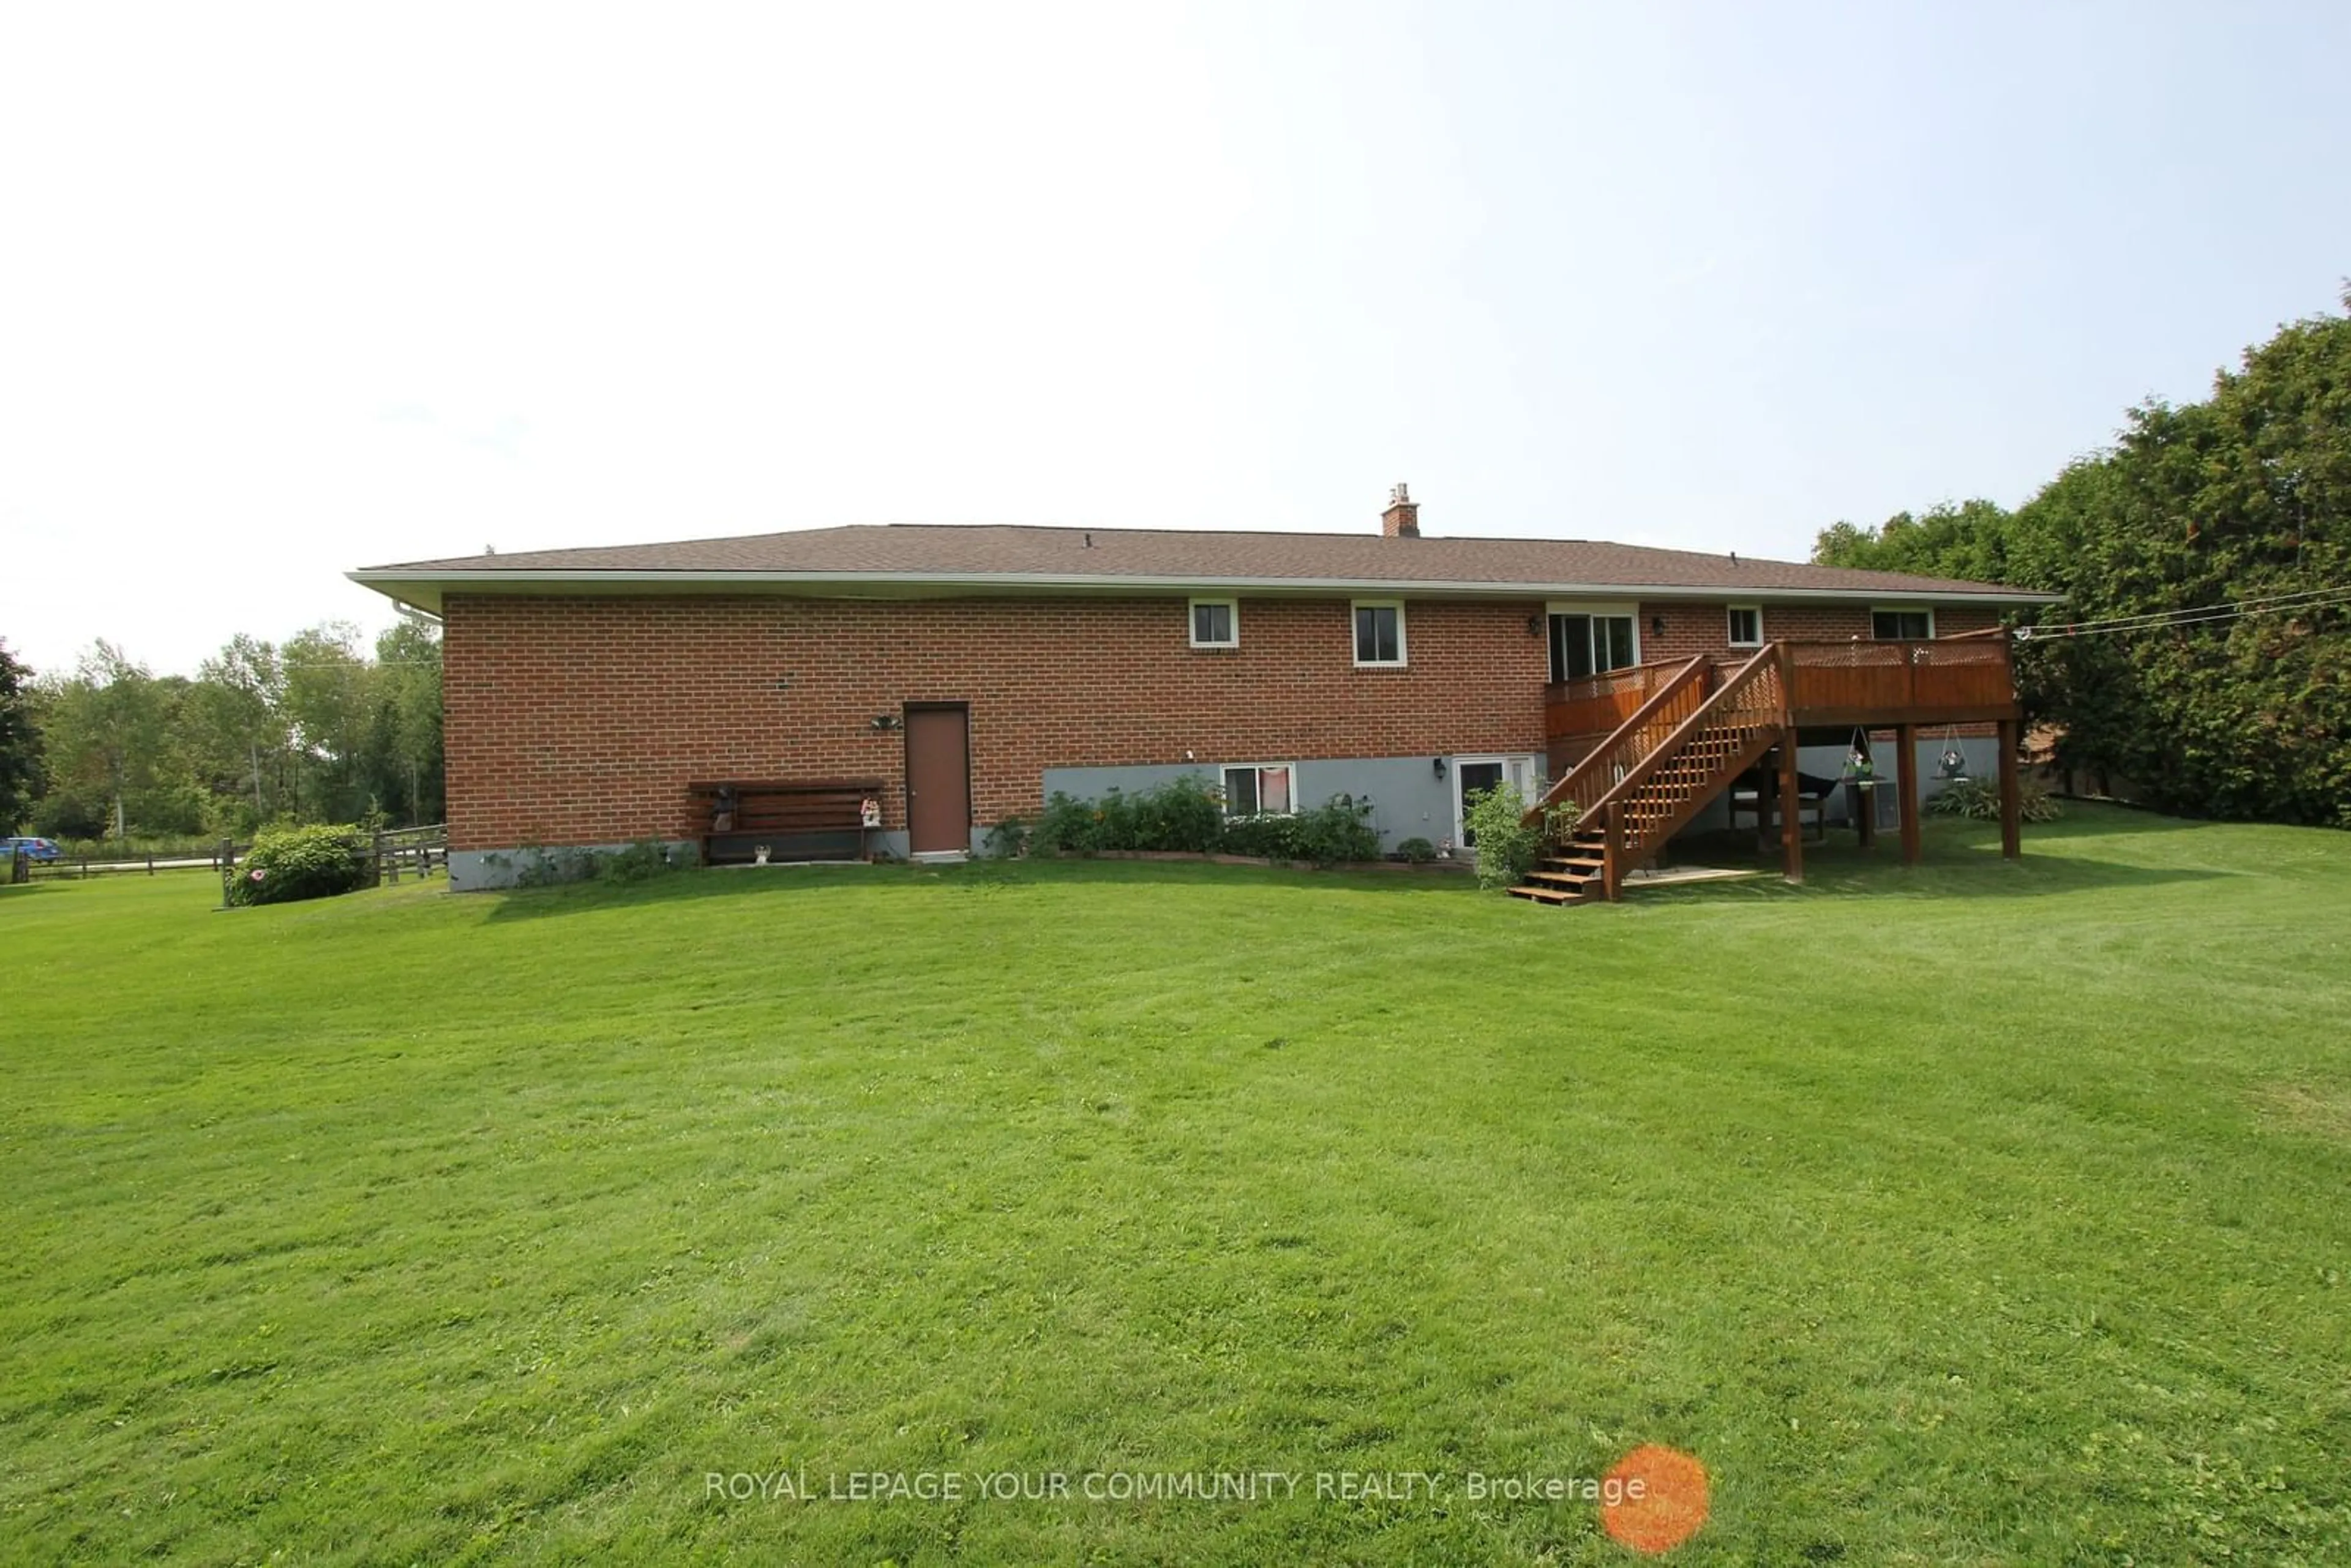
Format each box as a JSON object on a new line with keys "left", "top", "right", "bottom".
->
{"left": 1454, "top": 755, "right": 1539, "bottom": 846}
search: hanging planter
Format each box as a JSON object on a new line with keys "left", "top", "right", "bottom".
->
{"left": 1842, "top": 728, "right": 1877, "bottom": 788}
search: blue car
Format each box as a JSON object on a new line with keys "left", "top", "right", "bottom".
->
{"left": 4, "top": 836, "right": 61, "bottom": 861}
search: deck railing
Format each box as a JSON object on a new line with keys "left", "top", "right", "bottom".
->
{"left": 1545, "top": 636, "right": 2015, "bottom": 740}
{"left": 1580, "top": 643, "right": 1787, "bottom": 897}
{"left": 1780, "top": 637, "right": 2014, "bottom": 718}
{"left": 1524, "top": 655, "right": 1711, "bottom": 827}
{"left": 1541, "top": 657, "right": 1693, "bottom": 747}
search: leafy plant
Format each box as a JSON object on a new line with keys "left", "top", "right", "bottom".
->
{"left": 509, "top": 846, "right": 598, "bottom": 887}
{"left": 1463, "top": 784, "right": 1542, "bottom": 890}
{"left": 1928, "top": 775, "right": 2062, "bottom": 822}
{"left": 1031, "top": 779, "right": 1376, "bottom": 865}
{"left": 596, "top": 839, "right": 683, "bottom": 882}
{"left": 1219, "top": 812, "right": 1305, "bottom": 861}
{"left": 1034, "top": 775, "right": 1226, "bottom": 855}
{"left": 228, "top": 823, "right": 372, "bottom": 906}
{"left": 1290, "top": 793, "right": 1380, "bottom": 866}
{"left": 983, "top": 817, "right": 1030, "bottom": 858}
{"left": 1033, "top": 791, "right": 1103, "bottom": 855}
{"left": 1395, "top": 836, "right": 1437, "bottom": 864}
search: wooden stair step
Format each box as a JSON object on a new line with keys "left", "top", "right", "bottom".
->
{"left": 1506, "top": 883, "right": 1583, "bottom": 904}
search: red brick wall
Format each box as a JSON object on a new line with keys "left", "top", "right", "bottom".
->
{"left": 441, "top": 593, "right": 1555, "bottom": 850}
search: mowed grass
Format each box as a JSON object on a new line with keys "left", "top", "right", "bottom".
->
{"left": 3, "top": 808, "right": 2348, "bottom": 1565}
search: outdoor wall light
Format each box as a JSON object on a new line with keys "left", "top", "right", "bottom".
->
{"left": 1526, "top": 615, "right": 1542, "bottom": 636}
{"left": 1432, "top": 756, "right": 1447, "bottom": 779}
{"left": 1651, "top": 615, "right": 1667, "bottom": 636}
{"left": 871, "top": 714, "right": 901, "bottom": 732}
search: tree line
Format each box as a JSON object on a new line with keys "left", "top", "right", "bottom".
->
{"left": 1816, "top": 291, "right": 2349, "bottom": 828}
{"left": 0, "top": 617, "right": 443, "bottom": 847}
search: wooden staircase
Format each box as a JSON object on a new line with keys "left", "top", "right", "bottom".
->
{"left": 1508, "top": 645, "right": 1789, "bottom": 906}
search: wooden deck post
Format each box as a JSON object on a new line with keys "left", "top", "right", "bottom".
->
{"left": 1602, "top": 801, "right": 1624, "bottom": 902}
{"left": 1998, "top": 718, "right": 2023, "bottom": 860}
{"left": 1779, "top": 739, "right": 1804, "bottom": 883}
{"left": 1896, "top": 722, "right": 1922, "bottom": 865}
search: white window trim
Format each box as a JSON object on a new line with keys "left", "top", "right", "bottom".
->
{"left": 1871, "top": 606, "right": 1937, "bottom": 640}
{"left": 1351, "top": 598, "right": 1408, "bottom": 667}
{"left": 1188, "top": 596, "right": 1239, "bottom": 649}
{"left": 1452, "top": 754, "right": 1542, "bottom": 847}
{"left": 1727, "top": 604, "right": 1764, "bottom": 647}
{"left": 1542, "top": 602, "right": 1641, "bottom": 678}
{"left": 1219, "top": 762, "right": 1299, "bottom": 817}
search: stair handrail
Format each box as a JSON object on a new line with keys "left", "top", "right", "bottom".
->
{"left": 1522, "top": 655, "right": 1711, "bottom": 828}
{"left": 1580, "top": 642, "right": 1785, "bottom": 828}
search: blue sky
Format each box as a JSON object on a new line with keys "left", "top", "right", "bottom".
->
{"left": 3, "top": 2, "right": 2346, "bottom": 674}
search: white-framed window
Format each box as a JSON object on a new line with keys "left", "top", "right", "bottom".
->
{"left": 1352, "top": 599, "right": 1406, "bottom": 667}
{"left": 1871, "top": 607, "right": 1934, "bottom": 640}
{"left": 1220, "top": 763, "right": 1294, "bottom": 817}
{"left": 1727, "top": 605, "right": 1764, "bottom": 647}
{"left": 1545, "top": 602, "right": 1640, "bottom": 681}
{"left": 1188, "top": 597, "right": 1239, "bottom": 649}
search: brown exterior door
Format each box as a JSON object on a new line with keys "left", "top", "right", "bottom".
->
{"left": 904, "top": 705, "right": 972, "bottom": 855}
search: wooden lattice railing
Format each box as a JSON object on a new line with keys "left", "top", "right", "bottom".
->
{"left": 1573, "top": 644, "right": 1788, "bottom": 898}
{"left": 1782, "top": 637, "right": 2014, "bottom": 716}
{"left": 1524, "top": 655, "right": 1711, "bottom": 828}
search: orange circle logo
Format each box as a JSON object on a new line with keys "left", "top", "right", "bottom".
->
{"left": 1601, "top": 1444, "right": 1709, "bottom": 1554}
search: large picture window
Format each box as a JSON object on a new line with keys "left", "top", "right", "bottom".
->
{"left": 1548, "top": 611, "right": 1640, "bottom": 682}
{"left": 1871, "top": 607, "right": 1934, "bottom": 640}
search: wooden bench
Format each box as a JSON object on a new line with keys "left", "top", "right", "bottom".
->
{"left": 688, "top": 779, "right": 885, "bottom": 866}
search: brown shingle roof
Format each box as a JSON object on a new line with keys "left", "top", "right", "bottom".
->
{"left": 353, "top": 523, "right": 2057, "bottom": 613}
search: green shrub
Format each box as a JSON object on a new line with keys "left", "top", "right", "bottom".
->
{"left": 1219, "top": 812, "right": 1305, "bottom": 860}
{"left": 230, "top": 823, "right": 372, "bottom": 906}
{"left": 1140, "top": 775, "right": 1225, "bottom": 853}
{"left": 1035, "top": 775, "right": 1228, "bottom": 855}
{"left": 983, "top": 818, "right": 1029, "bottom": 858}
{"left": 1463, "top": 785, "right": 1537, "bottom": 890}
{"left": 1031, "top": 779, "right": 1376, "bottom": 866}
{"left": 1927, "top": 775, "right": 2063, "bottom": 822}
{"left": 596, "top": 839, "right": 682, "bottom": 883}
{"left": 1291, "top": 794, "right": 1381, "bottom": 865}
{"left": 1033, "top": 791, "right": 1104, "bottom": 854}
{"left": 1395, "top": 836, "right": 1437, "bottom": 864}
{"left": 1460, "top": 790, "right": 1579, "bottom": 891}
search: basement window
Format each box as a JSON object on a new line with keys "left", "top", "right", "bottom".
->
{"left": 1189, "top": 598, "right": 1239, "bottom": 648}
{"left": 1352, "top": 601, "right": 1406, "bottom": 666}
{"left": 1871, "top": 607, "right": 1935, "bottom": 640}
{"left": 1221, "top": 764, "right": 1294, "bottom": 817}
{"left": 1727, "top": 606, "right": 1764, "bottom": 647}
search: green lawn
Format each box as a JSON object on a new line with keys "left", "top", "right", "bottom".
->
{"left": 3, "top": 808, "right": 2347, "bottom": 1564}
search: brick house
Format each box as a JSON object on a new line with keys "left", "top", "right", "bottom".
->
{"left": 350, "top": 487, "right": 2058, "bottom": 890}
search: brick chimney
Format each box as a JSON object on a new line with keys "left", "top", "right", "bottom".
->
{"left": 1381, "top": 482, "right": 1419, "bottom": 538}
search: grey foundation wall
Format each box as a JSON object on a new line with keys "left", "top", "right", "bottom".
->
{"left": 1041, "top": 757, "right": 1504, "bottom": 855}
{"left": 448, "top": 831, "right": 935, "bottom": 891}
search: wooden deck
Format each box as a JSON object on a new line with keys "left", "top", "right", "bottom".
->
{"left": 1545, "top": 636, "right": 2018, "bottom": 769}
{"left": 1515, "top": 636, "right": 2024, "bottom": 907}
